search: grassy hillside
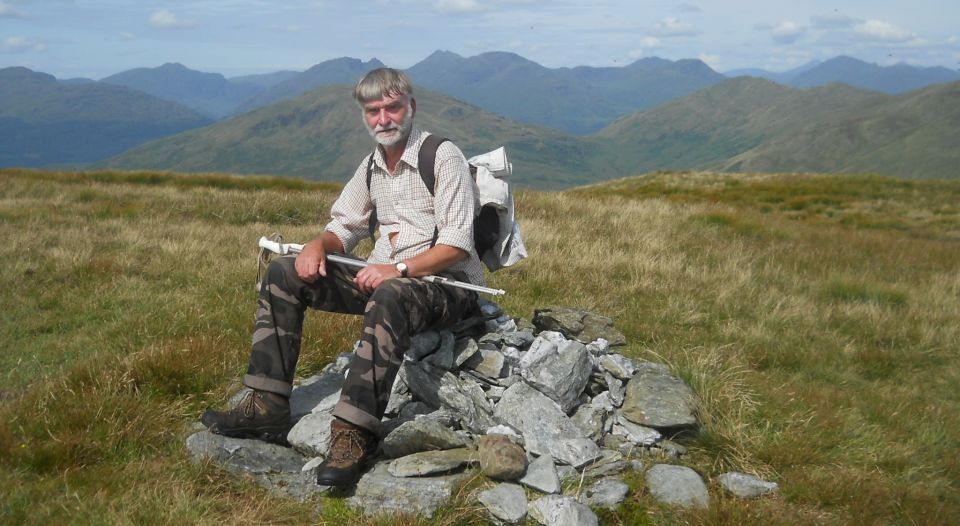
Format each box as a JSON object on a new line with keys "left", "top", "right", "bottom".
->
{"left": 2, "top": 168, "right": 958, "bottom": 524}
{"left": 103, "top": 85, "right": 599, "bottom": 189}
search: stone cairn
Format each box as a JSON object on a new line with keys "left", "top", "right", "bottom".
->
{"left": 187, "top": 304, "right": 778, "bottom": 523}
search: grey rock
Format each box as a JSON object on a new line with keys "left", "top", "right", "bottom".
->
{"left": 384, "top": 365, "right": 411, "bottom": 417}
{"left": 485, "top": 385, "right": 506, "bottom": 402}
{"left": 635, "top": 360, "right": 673, "bottom": 376}
{"left": 598, "top": 354, "right": 638, "bottom": 381}
{"left": 381, "top": 415, "right": 472, "bottom": 458}
{"left": 585, "top": 338, "right": 611, "bottom": 355}
{"left": 388, "top": 447, "right": 475, "bottom": 477}
{"left": 645, "top": 464, "right": 709, "bottom": 509}
{"left": 290, "top": 371, "right": 344, "bottom": 420}
{"left": 454, "top": 337, "right": 480, "bottom": 368}
{"left": 322, "top": 351, "right": 354, "bottom": 374}
{"left": 556, "top": 464, "right": 578, "bottom": 481}
{"left": 479, "top": 434, "right": 529, "bottom": 481}
{"left": 403, "top": 361, "right": 446, "bottom": 409}
{"left": 185, "top": 431, "right": 317, "bottom": 500}
{"left": 425, "top": 331, "right": 456, "bottom": 370}
{"left": 581, "top": 478, "right": 630, "bottom": 509}
{"left": 349, "top": 461, "right": 469, "bottom": 518}
{"left": 570, "top": 402, "right": 607, "bottom": 441}
{"left": 519, "top": 331, "right": 565, "bottom": 370}
{"left": 654, "top": 440, "right": 687, "bottom": 459}
{"left": 400, "top": 401, "right": 435, "bottom": 420}
{"left": 502, "top": 330, "right": 535, "bottom": 350}
{"left": 486, "top": 424, "right": 524, "bottom": 443}
{"left": 408, "top": 330, "right": 442, "bottom": 360}
{"left": 532, "top": 307, "right": 626, "bottom": 347}
{"left": 479, "top": 300, "right": 503, "bottom": 318}
{"left": 493, "top": 382, "right": 601, "bottom": 468}
{"left": 591, "top": 391, "right": 615, "bottom": 413}
{"left": 622, "top": 369, "right": 698, "bottom": 429}
{"left": 612, "top": 413, "right": 662, "bottom": 446}
{"left": 468, "top": 349, "right": 508, "bottom": 379}
{"left": 286, "top": 410, "right": 335, "bottom": 457}
{"left": 519, "top": 454, "right": 561, "bottom": 494}
{"left": 581, "top": 449, "right": 629, "bottom": 478}
{"left": 604, "top": 372, "right": 625, "bottom": 407}
{"left": 717, "top": 472, "right": 779, "bottom": 499}
{"left": 522, "top": 339, "right": 592, "bottom": 413}
{"left": 528, "top": 495, "right": 599, "bottom": 526}
{"left": 478, "top": 483, "right": 528, "bottom": 523}
{"left": 438, "top": 372, "right": 496, "bottom": 433}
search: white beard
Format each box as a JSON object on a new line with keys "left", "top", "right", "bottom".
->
{"left": 365, "top": 104, "right": 414, "bottom": 147}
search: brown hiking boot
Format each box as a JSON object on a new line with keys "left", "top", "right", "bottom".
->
{"left": 315, "top": 418, "right": 378, "bottom": 487}
{"left": 201, "top": 389, "right": 291, "bottom": 444}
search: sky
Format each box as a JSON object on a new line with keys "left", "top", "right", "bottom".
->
{"left": 2, "top": 0, "right": 958, "bottom": 80}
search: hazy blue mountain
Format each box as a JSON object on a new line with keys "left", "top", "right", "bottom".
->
{"left": 229, "top": 70, "right": 301, "bottom": 89}
{"left": 58, "top": 77, "right": 97, "bottom": 85}
{"left": 234, "top": 57, "right": 385, "bottom": 114}
{"left": 724, "top": 60, "right": 821, "bottom": 83}
{"left": 789, "top": 56, "right": 960, "bottom": 94}
{"left": 101, "top": 62, "right": 262, "bottom": 118}
{"left": 406, "top": 50, "right": 726, "bottom": 134}
{"left": 0, "top": 67, "right": 211, "bottom": 168}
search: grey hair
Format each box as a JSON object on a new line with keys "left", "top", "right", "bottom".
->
{"left": 353, "top": 68, "right": 414, "bottom": 105}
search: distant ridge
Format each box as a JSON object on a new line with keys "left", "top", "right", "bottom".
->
{"left": 101, "top": 63, "right": 262, "bottom": 119}
{"left": 234, "top": 57, "right": 385, "bottom": 114}
{"left": 406, "top": 51, "right": 726, "bottom": 134}
{"left": 0, "top": 67, "right": 211, "bottom": 167}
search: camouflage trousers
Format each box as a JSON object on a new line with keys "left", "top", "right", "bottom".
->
{"left": 244, "top": 255, "right": 477, "bottom": 435}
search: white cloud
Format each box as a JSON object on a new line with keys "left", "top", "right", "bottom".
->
{"left": 654, "top": 17, "right": 698, "bottom": 37}
{"left": 2, "top": 36, "right": 46, "bottom": 53}
{"left": 149, "top": 9, "right": 197, "bottom": 29}
{"left": 640, "top": 36, "right": 662, "bottom": 48}
{"left": 771, "top": 21, "right": 804, "bottom": 45}
{"left": 0, "top": 1, "right": 24, "bottom": 18}
{"left": 854, "top": 20, "right": 915, "bottom": 43}
{"left": 698, "top": 53, "right": 721, "bottom": 69}
{"left": 119, "top": 32, "right": 136, "bottom": 41}
{"left": 948, "top": 36, "right": 958, "bottom": 45}
{"left": 434, "top": 0, "right": 483, "bottom": 14}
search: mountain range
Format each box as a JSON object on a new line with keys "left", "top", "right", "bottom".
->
{"left": 103, "top": 76, "right": 960, "bottom": 188}
{"left": 2, "top": 52, "right": 958, "bottom": 183}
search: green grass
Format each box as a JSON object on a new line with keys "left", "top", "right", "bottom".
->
{"left": 2, "top": 168, "right": 959, "bottom": 524}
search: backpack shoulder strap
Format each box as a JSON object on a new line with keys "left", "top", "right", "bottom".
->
{"left": 417, "top": 134, "right": 448, "bottom": 196}
{"left": 365, "top": 152, "right": 377, "bottom": 240}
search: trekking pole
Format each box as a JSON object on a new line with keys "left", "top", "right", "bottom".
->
{"left": 257, "top": 236, "right": 506, "bottom": 296}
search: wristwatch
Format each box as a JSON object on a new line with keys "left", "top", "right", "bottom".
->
{"left": 395, "top": 261, "right": 409, "bottom": 277}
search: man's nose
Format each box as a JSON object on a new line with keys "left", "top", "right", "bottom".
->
{"left": 376, "top": 109, "right": 391, "bottom": 125}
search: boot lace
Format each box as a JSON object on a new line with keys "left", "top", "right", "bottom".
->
{"left": 328, "top": 427, "right": 369, "bottom": 464}
{"left": 230, "top": 390, "right": 258, "bottom": 419}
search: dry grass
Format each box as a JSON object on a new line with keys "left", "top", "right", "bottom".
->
{"left": 2, "top": 168, "right": 959, "bottom": 524}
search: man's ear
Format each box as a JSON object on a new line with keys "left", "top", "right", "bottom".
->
{"left": 410, "top": 97, "right": 417, "bottom": 117}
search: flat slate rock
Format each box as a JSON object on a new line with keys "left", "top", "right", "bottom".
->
{"left": 289, "top": 372, "right": 343, "bottom": 420}
{"left": 381, "top": 415, "right": 472, "bottom": 459}
{"left": 717, "top": 471, "right": 779, "bottom": 499}
{"left": 349, "top": 461, "right": 469, "bottom": 518}
{"left": 185, "top": 431, "right": 316, "bottom": 501}
{"left": 532, "top": 306, "right": 626, "bottom": 346}
{"left": 581, "top": 477, "right": 630, "bottom": 509}
{"left": 645, "top": 464, "right": 709, "bottom": 509}
{"left": 388, "top": 447, "right": 475, "bottom": 477}
{"left": 286, "top": 410, "right": 335, "bottom": 457}
{"left": 478, "top": 483, "right": 528, "bottom": 523}
{"left": 528, "top": 495, "right": 599, "bottom": 526}
{"left": 519, "top": 454, "right": 561, "bottom": 494}
{"left": 621, "top": 369, "right": 698, "bottom": 430}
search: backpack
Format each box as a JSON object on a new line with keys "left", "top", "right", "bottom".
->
{"left": 366, "top": 134, "right": 527, "bottom": 272}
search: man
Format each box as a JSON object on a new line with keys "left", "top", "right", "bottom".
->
{"left": 201, "top": 68, "right": 484, "bottom": 487}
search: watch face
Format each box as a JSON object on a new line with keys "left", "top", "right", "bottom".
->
{"left": 396, "top": 262, "right": 408, "bottom": 276}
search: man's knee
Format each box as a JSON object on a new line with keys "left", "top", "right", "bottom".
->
{"left": 265, "top": 256, "right": 298, "bottom": 286}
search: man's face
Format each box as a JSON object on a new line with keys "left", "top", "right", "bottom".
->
{"left": 362, "top": 93, "right": 415, "bottom": 148}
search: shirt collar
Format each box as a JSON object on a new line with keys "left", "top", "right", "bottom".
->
{"left": 373, "top": 126, "right": 426, "bottom": 174}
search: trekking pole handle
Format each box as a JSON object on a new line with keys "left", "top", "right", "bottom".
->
{"left": 256, "top": 236, "right": 505, "bottom": 296}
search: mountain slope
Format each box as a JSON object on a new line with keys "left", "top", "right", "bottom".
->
{"left": 101, "top": 63, "right": 262, "bottom": 119}
{"left": 592, "top": 77, "right": 890, "bottom": 175}
{"left": 103, "top": 85, "right": 596, "bottom": 189}
{"left": 407, "top": 51, "right": 725, "bottom": 134}
{"left": 718, "top": 81, "right": 960, "bottom": 178}
{"left": 0, "top": 67, "right": 211, "bottom": 167}
{"left": 234, "top": 58, "right": 385, "bottom": 114}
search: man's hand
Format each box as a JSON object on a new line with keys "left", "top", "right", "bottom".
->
{"left": 295, "top": 239, "right": 327, "bottom": 283}
{"left": 354, "top": 264, "right": 400, "bottom": 293}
